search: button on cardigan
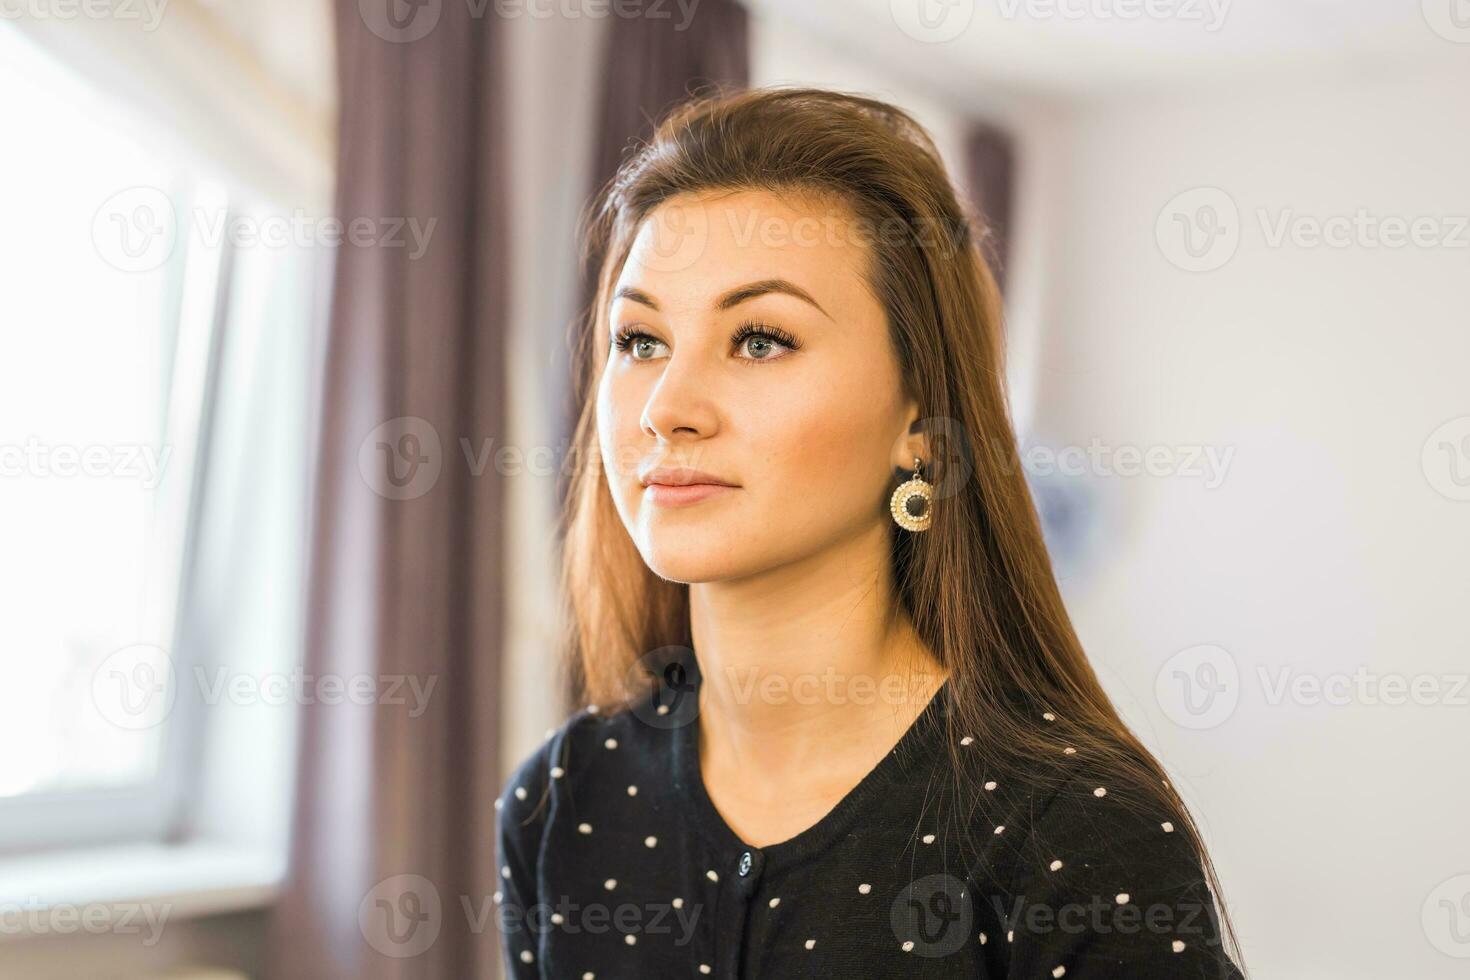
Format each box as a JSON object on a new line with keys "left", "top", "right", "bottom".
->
{"left": 495, "top": 659, "right": 1243, "bottom": 979}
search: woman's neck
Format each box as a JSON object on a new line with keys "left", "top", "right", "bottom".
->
{"left": 688, "top": 525, "right": 949, "bottom": 797}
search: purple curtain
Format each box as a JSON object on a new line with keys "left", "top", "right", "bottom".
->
{"left": 964, "top": 121, "right": 1017, "bottom": 297}
{"left": 263, "top": 1, "right": 510, "bottom": 977}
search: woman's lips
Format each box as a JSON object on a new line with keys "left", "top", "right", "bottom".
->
{"left": 642, "top": 483, "right": 737, "bottom": 506}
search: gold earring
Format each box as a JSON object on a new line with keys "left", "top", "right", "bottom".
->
{"left": 889, "top": 456, "right": 933, "bottom": 532}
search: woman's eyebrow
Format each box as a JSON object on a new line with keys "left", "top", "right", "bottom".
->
{"left": 612, "top": 279, "right": 833, "bottom": 321}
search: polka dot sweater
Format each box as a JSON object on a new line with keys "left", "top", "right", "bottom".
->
{"left": 494, "top": 663, "right": 1243, "bottom": 979}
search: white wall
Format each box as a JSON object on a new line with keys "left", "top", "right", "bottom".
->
{"left": 1031, "top": 64, "right": 1470, "bottom": 979}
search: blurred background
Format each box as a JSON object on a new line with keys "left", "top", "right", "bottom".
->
{"left": 2, "top": 1, "right": 1467, "bottom": 977}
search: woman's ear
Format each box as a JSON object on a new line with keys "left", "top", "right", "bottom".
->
{"left": 892, "top": 401, "right": 929, "bottom": 473}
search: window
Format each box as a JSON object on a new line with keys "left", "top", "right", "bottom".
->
{"left": 0, "top": 22, "right": 321, "bottom": 855}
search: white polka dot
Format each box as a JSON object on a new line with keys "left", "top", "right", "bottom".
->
{"left": 984, "top": 780, "right": 996, "bottom": 791}
{"left": 1043, "top": 711, "right": 1056, "bottom": 721}
{"left": 978, "top": 932, "right": 988, "bottom": 944}
{"left": 587, "top": 704, "right": 600, "bottom": 713}
{"left": 804, "top": 938, "right": 816, "bottom": 950}
{"left": 707, "top": 870, "right": 719, "bottom": 882}
{"left": 514, "top": 786, "right": 527, "bottom": 801}
{"left": 858, "top": 883, "right": 871, "bottom": 894}
{"left": 604, "top": 878, "right": 617, "bottom": 890}
{"left": 604, "top": 737, "right": 618, "bottom": 750}
{"left": 1063, "top": 747, "right": 1076, "bottom": 755}
{"left": 960, "top": 736, "right": 974, "bottom": 745}
{"left": 551, "top": 912, "right": 564, "bottom": 924}
{"left": 673, "top": 897, "right": 684, "bottom": 908}
{"left": 501, "top": 865, "right": 510, "bottom": 879}
{"left": 769, "top": 897, "right": 781, "bottom": 908}
{"left": 583, "top": 973, "right": 594, "bottom": 979}
{"left": 1093, "top": 786, "right": 1107, "bottom": 797}
{"left": 494, "top": 798, "right": 503, "bottom": 811}
{"left": 1116, "top": 893, "right": 1130, "bottom": 904}
{"left": 624, "top": 934, "right": 636, "bottom": 946}
{"left": 644, "top": 835, "right": 657, "bottom": 847}
{"left": 1049, "top": 859, "right": 1063, "bottom": 871}
{"left": 922, "top": 833, "right": 935, "bottom": 844}
{"left": 656, "top": 703, "right": 669, "bottom": 715}
{"left": 1007, "top": 930, "right": 1014, "bottom": 942}
{"left": 578, "top": 822, "right": 592, "bottom": 834}
{"left": 543, "top": 727, "right": 555, "bottom": 740}
{"left": 993, "top": 824, "right": 1005, "bottom": 834}
{"left": 1052, "top": 966, "right": 1066, "bottom": 978}
{"left": 1172, "top": 939, "right": 1186, "bottom": 953}
{"left": 550, "top": 766, "right": 564, "bottom": 778}
{"left": 699, "top": 965, "right": 711, "bottom": 974}
{"left": 627, "top": 784, "right": 638, "bottom": 796}
{"left": 519, "top": 950, "right": 533, "bottom": 963}
{"left": 493, "top": 890, "right": 502, "bottom": 903}
{"left": 1162, "top": 821, "right": 1175, "bottom": 832}
{"left": 901, "top": 940, "right": 914, "bottom": 952}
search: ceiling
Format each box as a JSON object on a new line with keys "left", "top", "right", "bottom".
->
{"left": 745, "top": 0, "right": 1470, "bottom": 103}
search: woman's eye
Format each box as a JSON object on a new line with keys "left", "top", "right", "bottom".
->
{"left": 737, "top": 334, "right": 789, "bottom": 360}
{"left": 612, "top": 331, "right": 668, "bottom": 360}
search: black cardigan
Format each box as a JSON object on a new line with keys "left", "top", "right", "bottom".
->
{"left": 495, "top": 659, "right": 1243, "bottom": 979}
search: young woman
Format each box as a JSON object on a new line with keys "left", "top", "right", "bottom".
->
{"left": 496, "top": 86, "right": 1245, "bottom": 979}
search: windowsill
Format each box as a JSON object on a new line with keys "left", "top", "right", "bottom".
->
{"left": 0, "top": 841, "right": 285, "bottom": 943}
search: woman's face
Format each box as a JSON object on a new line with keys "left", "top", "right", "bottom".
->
{"left": 596, "top": 187, "right": 921, "bottom": 584}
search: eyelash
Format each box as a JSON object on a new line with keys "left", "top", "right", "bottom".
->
{"left": 610, "top": 319, "right": 802, "bottom": 363}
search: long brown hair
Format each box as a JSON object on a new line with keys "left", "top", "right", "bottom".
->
{"left": 557, "top": 84, "right": 1242, "bottom": 970}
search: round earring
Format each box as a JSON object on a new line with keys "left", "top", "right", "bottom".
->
{"left": 889, "top": 456, "right": 934, "bottom": 532}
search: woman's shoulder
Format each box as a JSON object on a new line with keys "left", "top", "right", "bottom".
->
{"left": 968, "top": 763, "right": 1240, "bottom": 976}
